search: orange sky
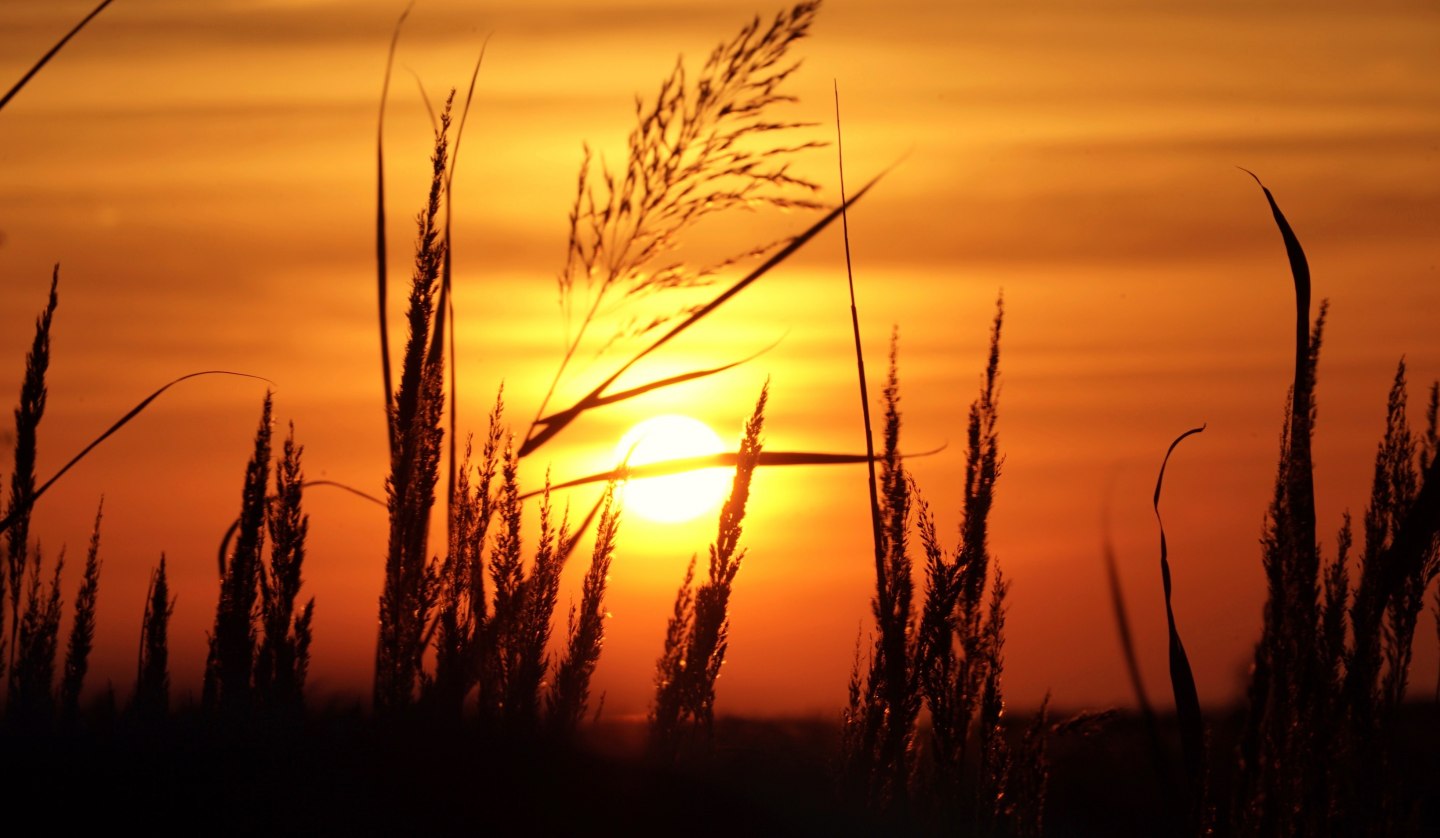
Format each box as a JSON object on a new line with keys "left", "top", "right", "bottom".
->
{"left": 2, "top": 0, "right": 1438, "bottom": 719}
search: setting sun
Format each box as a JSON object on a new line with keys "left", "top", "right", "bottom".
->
{"left": 612, "top": 414, "right": 731, "bottom": 523}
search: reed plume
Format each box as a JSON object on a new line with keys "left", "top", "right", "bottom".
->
{"left": 7, "top": 545, "right": 63, "bottom": 725}
{"left": 60, "top": 500, "right": 103, "bottom": 724}
{"left": 134, "top": 555, "right": 173, "bottom": 723}
{"left": 651, "top": 383, "right": 768, "bottom": 757}
{"left": 5, "top": 268, "right": 58, "bottom": 682}
{"left": 204, "top": 392, "right": 273, "bottom": 717}
{"left": 375, "top": 92, "right": 453, "bottom": 713}
{"left": 547, "top": 485, "right": 620, "bottom": 737}
{"left": 256, "top": 423, "right": 312, "bottom": 713}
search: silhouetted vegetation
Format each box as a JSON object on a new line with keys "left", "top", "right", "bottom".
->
{"left": 1, "top": 2, "right": 1438, "bottom": 836}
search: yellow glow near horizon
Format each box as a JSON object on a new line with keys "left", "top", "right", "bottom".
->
{"left": 613, "top": 415, "right": 731, "bottom": 524}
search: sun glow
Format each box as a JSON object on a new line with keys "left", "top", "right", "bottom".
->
{"left": 613, "top": 414, "right": 731, "bottom": 524}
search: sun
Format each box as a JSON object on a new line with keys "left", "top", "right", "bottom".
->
{"left": 612, "top": 414, "right": 731, "bottom": 524}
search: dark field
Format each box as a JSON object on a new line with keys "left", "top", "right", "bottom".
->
{"left": 7, "top": 705, "right": 1439, "bottom": 835}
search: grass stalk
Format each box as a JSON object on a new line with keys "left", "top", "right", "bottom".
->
{"left": 204, "top": 392, "right": 273, "bottom": 717}
{"left": 134, "top": 555, "right": 173, "bottom": 723}
{"left": 60, "top": 499, "right": 103, "bottom": 724}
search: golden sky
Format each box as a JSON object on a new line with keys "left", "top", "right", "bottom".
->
{"left": 2, "top": 0, "right": 1438, "bottom": 718}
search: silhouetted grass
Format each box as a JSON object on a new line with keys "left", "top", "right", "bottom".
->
{"left": 4, "top": 5, "right": 1440, "bottom": 837}
{"left": 651, "top": 384, "right": 769, "bottom": 758}
{"left": 60, "top": 500, "right": 103, "bottom": 725}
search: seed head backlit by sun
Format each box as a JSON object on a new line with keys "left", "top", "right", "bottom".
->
{"left": 612, "top": 414, "right": 730, "bottom": 523}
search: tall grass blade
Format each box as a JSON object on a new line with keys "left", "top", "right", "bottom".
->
{"left": 1153, "top": 424, "right": 1206, "bottom": 810}
{"left": 834, "top": 82, "right": 886, "bottom": 632}
{"left": 376, "top": 2, "right": 415, "bottom": 450}
{"left": 0, "top": 0, "right": 115, "bottom": 114}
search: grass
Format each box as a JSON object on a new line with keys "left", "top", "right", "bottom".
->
{"left": 1, "top": 2, "right": 1439, "bottom": 836}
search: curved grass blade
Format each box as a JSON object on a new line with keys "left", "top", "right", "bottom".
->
{"left": 0, "top": 0, "right": 115, "bottom": 114}
{"left": 217, "top": 479, "right": 386, "bottom": 578}
{"left": 518, "top": 164, "right": 895, "bottom": 459}
{"left": 1242, "top": 168, "right": 1317, "bottom": 548}
{"left": 377, "top": 2, "right": 415, "bottom": 450}
{"left": 0, "top": 370, "right": 273, "bottom": 536}
{"left": 525, "top": 339, "right": 785, "bottom": 458}
{"left": 1153, "top": 424, "right": 1206, "bottom": 805}
{"left": 1101, "top": 486, "right": 1179, "bottom": 819}
{"left": 521, "top": 445, "right": 947, "bottom": 500}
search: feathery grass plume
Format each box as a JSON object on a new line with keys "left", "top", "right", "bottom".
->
{"left": 134, "top": 555, "right": 173, "bottom": 723}
{"left": 537, "top": 3, "right": 823, "bottom": 426}
{"left": 650, "top": 384, "right": 768, "bottom": 757}
{"left": 914, "top": 303, "right": 1007, "bottom": 821}
{"left": 256, "top": 423, "right": 312, "bottom": 714}
{"left": 841, "top": 332, "right": 917, "bottom": 812}
{"left": 501, "top": 476, "right": 570, "bottom": 731}
{"left": 482, "top": 459, "right": 609, "bottom": 731}
{"left": 428, "top": 390, "right": 503, "bottom": 716}
{"left": 479, "top": 435, "right": 523, "bottom": 724}
{"left": 60, "top": 499, "right": 103, "bottom": 724}
{"left": 1425, "top": 382, "right": 1440, "bottom": 704}
{"left": 204, "top": 393, "right": 273, "bottom": 716}
{"left": 6, "top": 268, "right": 58, "bottom": 679}
{"left": 7, "top": 545, "right": 63, "bottom": 725}
{"left": 1330, "top": 360, "right": 1440, "bottom": 832}
{"left": 547, "top": 485, "right": 620, "bottom": 738}
{"left": 429, "top": 438, "right": 482, "bottom": 712}
{"left": 1151, "top": 425, "right": 1207, "bottom": 827}
{"left": 651, "top": 554, "right": 696, "bottom": 751}
{"left": 375, "top": 92, "right": 453, "bottom": 713}
{"left": 1371, "top": 363, "right": 1437, "bottom": 712}
{"left": 838, "top": 301, "right": 1043, "bottom": 832}
{"left": 519, "top": 3, "right": 865, "bottom": 461}
{"left": 867, "top": 333, "right": 919, "bottom": 806}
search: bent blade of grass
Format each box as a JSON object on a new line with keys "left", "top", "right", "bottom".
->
{"left": 0, "top": 370, "right": 274, "bottom": 537}
{"left": 528, "top": 340, "right": 782, "bottom": 446}
{"left": 0, "top": 0, "right": 115, "bottom": 113}
{"left": 216, "top": 479, "right": 387, "bottom": 578}
{"left": 1242, "top": 168, "right": 1318, "bottom": 553}
{"left": 1102, "top": 490, "right": 1180, "bottom": 817}
{"left": 1153, "top": 424, "right": 1206, "bottom": 803}
{"left": 518, "top": 164, "right": 895, "bottom": 459}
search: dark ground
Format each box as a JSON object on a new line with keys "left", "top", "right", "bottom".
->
{"left": 6, "top": 703, "right": 1439, "bottom": 835}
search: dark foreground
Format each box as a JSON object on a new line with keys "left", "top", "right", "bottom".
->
{"left": 7, "top": 704, "right": 1439, "bottom": 835}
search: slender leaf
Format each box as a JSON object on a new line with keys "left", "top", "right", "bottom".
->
{"left": 0, "top": 0, "right": 115, "bottom": 114}
{"left": 0, "top": 370, "right": 272, "bottom": 536}
{"left": 376, "top": 2, "right": 415, "bottom": 450}
{"left": 1153, "top": 424, "right": 1206, "bottom": 803}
